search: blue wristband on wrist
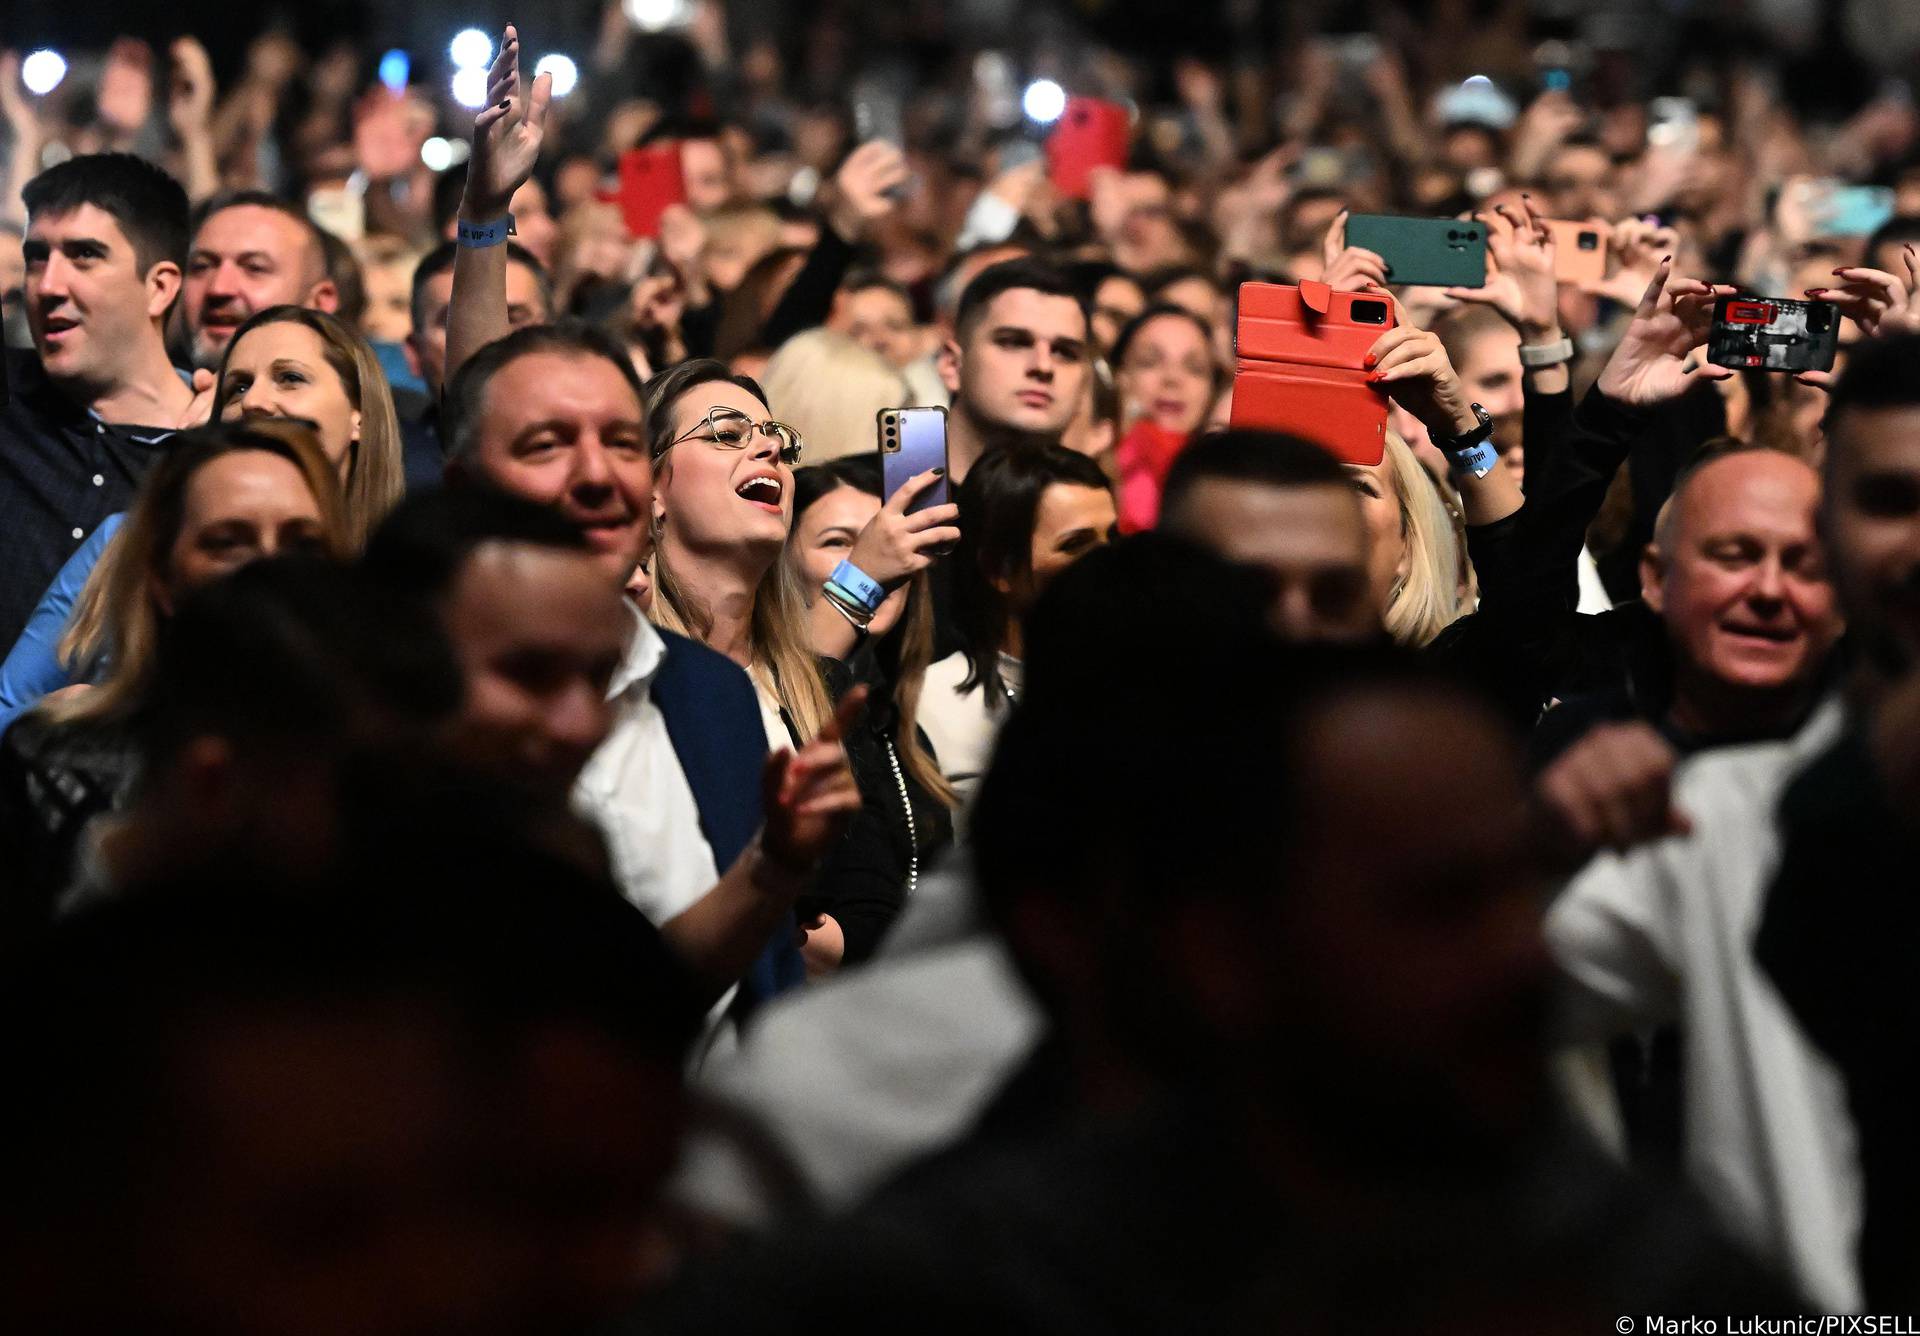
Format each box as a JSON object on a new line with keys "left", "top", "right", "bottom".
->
{"left": 456, "top": 215, "right": 515, "bottom": 248}
{"left": 829, "top": 560, "right": 886, "bottom": 614}
{"left": 1447, "top": 438, "right": 1500, "bottom": 480}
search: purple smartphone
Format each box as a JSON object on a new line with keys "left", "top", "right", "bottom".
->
{"left": 879, "top": 406, "right": 950, "bottom": 514}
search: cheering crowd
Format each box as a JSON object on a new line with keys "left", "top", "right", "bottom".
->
{"left": 3, "top": 3, "right": 1920, "bottom": 1331}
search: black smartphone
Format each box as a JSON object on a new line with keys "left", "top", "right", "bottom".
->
{"left": 879, "top": 406, "right": 950, "bottom": 514}
{"left": 1707, "top": 296, "right": 1839, "bottom": 374}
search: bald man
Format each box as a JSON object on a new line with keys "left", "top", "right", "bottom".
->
{"left": 1533, "top": 444, "right": 1843, "bottom": 760}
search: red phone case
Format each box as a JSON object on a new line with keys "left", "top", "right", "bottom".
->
{"left": 1046, "top": 97, "right": 1130, "bottom": 200}
{"left": 605, "top": 144, "right": 688, "bottom": 239}
{"left": 1230, "top": 281, "right": 1395, "bottom": 466}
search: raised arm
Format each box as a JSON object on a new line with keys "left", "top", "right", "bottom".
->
{"left": 446, "top": 25, "right": 551, "bottom": 391}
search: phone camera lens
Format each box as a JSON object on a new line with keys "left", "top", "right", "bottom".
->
{"left": 1351, "top": 300, "right": 1387, "bottom": 325}
{"left": 1578, "top": 231, "right": 1600, "bottom": 250}
{"left": 1447, "top": 229, "right": 1461, "bottom": 241}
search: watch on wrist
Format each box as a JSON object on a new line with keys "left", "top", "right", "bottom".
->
{"left": 1435, "top": 402, "right": 1499, "bottom": 480}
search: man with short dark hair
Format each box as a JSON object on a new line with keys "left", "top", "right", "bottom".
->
{"left": 400, "top": 239, "right": 553, "bottom": 486}
{"left": 0, "top": 153, "right": 202, "bottom": 649}
{"left": 936, "top": 257, "right": 1093, "bottom": 482}
{"left": 180, "top": 189, "right": 339, "bottom": 370}
{"left": 1159, "top": 429, "right": 1379, "bottom": 643}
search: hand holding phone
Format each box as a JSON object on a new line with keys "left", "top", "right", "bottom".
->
{"left": 850, "top": 408, "right": 962, "bottom": 586}
{"left": 1231, "top": 281, "right": 1395, "bottom": 464}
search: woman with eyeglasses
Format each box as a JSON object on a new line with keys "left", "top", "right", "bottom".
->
{"left": 642, "top": 358, "right": 952, "bottom": 972}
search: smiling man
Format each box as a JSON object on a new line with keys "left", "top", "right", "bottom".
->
{"left": 180, "top": 191, "right": 339, "bottom": 371}
{"left": 937, "top": 258, "right": 1092, "bottom": 483}
{"left": 0, "top": 153, "right": 198, "bottom": 650}
{"left": 1532, "top": 443, "right": 1843, "bottom": 760}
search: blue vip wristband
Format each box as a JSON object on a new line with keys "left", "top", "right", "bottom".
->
{"left": 829, "top": 560, "right": 887, "bottom": 615}
{"left": 456, "top": 215, "right": 515, "bottom": 248}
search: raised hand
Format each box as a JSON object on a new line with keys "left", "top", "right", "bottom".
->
{"left": 1443, "top": 196, "right": 1561, "bottom": 340}
{"left": 824, "top": 140, "right": 910, "bottom": 244}
{"left": 1806, "top": 249, "right": 1920, "bottom": 338}
{"left": 465, "top": 25, "right": 552, "bottom": 220}
{"left": 846, "top": 469, "right": 961, "bottom": 590}
{"left": 167, "top": 38, "right": 217, "bottom": 139}
{"left": 97, "top": 38, "right": 156, "bottom": 139}
{"left": 1365, "top": 297, "right": 1476, "bottom": 438}
{"left": 1586, "top": 216, "right": 1680, "bottom": 307}
{"left": 760, "top": 688, "right": 866, "bottom": 873}
{"left": 1594, "top": 258, "right": 1735, "bottom": 405}
{"left": 1321, "top": 209, "right": 1389, "bottom": 291}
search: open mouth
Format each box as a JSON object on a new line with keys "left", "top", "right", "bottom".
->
{"left": 735, "top": 474, "right": 783, "bottom": 512}
{"left": 41, "top": 315, "right": 79, "bottom": 339}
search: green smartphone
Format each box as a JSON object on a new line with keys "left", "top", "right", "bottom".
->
{"left": 1344, "top": 214, "right": 1487, "bottom": 288}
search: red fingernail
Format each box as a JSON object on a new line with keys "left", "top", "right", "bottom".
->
{"left": 1363, "top": 353, "right": 1377, "bottom": 368}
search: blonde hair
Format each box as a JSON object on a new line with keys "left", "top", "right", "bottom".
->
{"left": 644, "top": 359, "right": 836, "bottom": 741}
{"left": 47, "top": 421, "right": 351, "bottom": 728}
{"left": 1377, "top": 430, "right": 1467, "bottom": 648}
{"left": 209, "top": 306, "right": 405, "bottom": 549}
{"left": 759, "top": 329, "right": 910, "bottom": 462}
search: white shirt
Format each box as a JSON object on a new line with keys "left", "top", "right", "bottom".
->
{"left": 674, "top": 850, "right": 1044, "bottom": 1226}
{"left": 918, "top": 651, "right": 1016, "bottom": 807}
{"left": 574, "top": 608, "right": 721, "bottom": 931}
{"left": 1546, "top": 700, "right": 1861, "bottom": 1309}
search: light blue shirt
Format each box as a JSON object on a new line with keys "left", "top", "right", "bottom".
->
{"left": 0, "top": 512, "right": 122, "bottom": 738}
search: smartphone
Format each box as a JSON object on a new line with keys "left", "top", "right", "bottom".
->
{"left": 879, "top": 407, "right": 950, "bottom": 514}
{"left": 1780, "top": 179, "right": 1896, "bottom": 240}
{"left": 1545, "top": 219, "right": 1610, "bottom": 287}
{"left": 1344, "top": 214, "right": 1487, "bottom": 287}
{"left": 1230, "top": 282, "right": 1396, "bottom": 466}
{"left": 1707, "top": 296, "right": 1839, "bottom": 374}
{"left": 607, "top": 144, "right": 687, "bottom": 239}
{"left": 1046, "top": 97, "right": 1129, "bottom": 200}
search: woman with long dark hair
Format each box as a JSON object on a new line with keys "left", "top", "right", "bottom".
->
{"left": 921, "top": 444, "right": 1116, "bottom": 805}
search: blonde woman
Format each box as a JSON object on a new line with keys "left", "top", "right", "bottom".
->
{"left": 0, "top": 308, "right": 402, "bottom": 732}
{"left": 0, "top": 421, "right": 349, "bottom": 894}
{"left": 758, "top": 328, "right": 912, "bottom": 462}
{"left": 213, "top": 305, "right": 405, "bottom": 548}
{"left": 1351, "top": 430, "right": 1469, "bottom": 647}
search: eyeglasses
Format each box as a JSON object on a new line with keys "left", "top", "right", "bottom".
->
{"left": 659, "top": 407, "right": 804, "bottom": 465}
